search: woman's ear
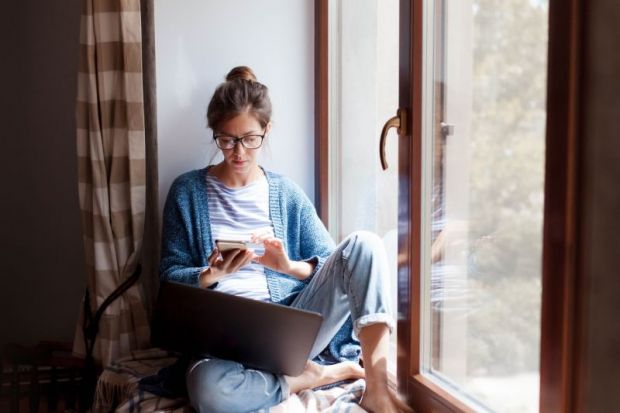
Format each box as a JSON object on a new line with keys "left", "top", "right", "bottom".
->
{"left": 265, "top": 122, "right": 272, "bottom": 135}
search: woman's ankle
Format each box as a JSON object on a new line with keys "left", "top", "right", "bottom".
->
{"left": 361, "top": 386, "right": 412, "bottom": 413}
{"left": 285, "top": 361, "right": 322, "bottom": 393}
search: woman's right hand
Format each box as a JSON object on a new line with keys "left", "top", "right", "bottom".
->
{"left": 198, "top": 248, "right": 254, "bottom": 288}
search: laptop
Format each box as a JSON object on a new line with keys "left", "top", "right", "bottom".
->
{"left": 151, "top": 281, "right": 323, "bottom": 376}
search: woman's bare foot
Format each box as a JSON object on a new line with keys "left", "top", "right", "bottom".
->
{"left": 285, "top": 360, "right": 365, "bottom": 394}
{"left": 360, "top": 385, "right": 412, "bottom": 413}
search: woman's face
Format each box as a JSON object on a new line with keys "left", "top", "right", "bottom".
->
{"left": 215, "top": 112, "right": 270, "bottom": 176}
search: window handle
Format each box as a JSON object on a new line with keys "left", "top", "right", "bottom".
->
{"left": 379, "top": 108, "right": 407, "bottom": 170}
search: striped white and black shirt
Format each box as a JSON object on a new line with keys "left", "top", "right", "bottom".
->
{"left": 206, "top": 173, "right": 273, "bottom": 301}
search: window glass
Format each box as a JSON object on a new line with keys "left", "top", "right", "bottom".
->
{"left": 327, "top": 0, "right": 400, "bottom": 374}
{"left": 421, "top": 0, "right": 549, "bottom": 411}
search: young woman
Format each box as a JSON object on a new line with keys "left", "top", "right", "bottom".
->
{"left": 160, "top": 66, "right": 410, "bottom": 413}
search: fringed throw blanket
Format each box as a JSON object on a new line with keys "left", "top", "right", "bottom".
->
{"left": 93, "top": 348, "right": 367, "bottom": 413}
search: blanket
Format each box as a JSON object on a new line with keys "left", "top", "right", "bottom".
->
{"left": 93, "top": 348, "right": 367, "bottom": 413}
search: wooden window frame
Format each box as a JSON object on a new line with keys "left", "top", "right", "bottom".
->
{"left": 539, "top": 0, "right": 585, "bottom": 410}
{"left": 315, "top": 0, "right": 329, "bottom": 225}
{"left": 316, "top": 0, "right": 585, "bottom": 411}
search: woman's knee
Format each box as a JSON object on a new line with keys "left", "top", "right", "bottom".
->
{"left": 186, "top": 359, "right": 244, "bottom": 413}
{"left": 342, "top": 230, "right": 390, "bottom": 289}
{"left": 345, "top": 230, "right": 384, "bottom": 260}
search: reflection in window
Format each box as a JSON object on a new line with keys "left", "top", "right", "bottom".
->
{"left": 423, "top": 0, "right": 548, "bottom": 411}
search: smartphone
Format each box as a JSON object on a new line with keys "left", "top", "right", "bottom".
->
{"left": 215, "top": 239, "right": 249, "bottom": 252}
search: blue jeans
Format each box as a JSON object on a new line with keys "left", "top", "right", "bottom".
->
{"left": 186, "top": 231, "right": 394, "bottom": 413}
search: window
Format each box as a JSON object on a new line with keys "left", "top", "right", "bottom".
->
{"left": 420, "top": 0, "right": 548, "bottom": 411}
{"left": 318, "top": 0, "right": 582, "bottom": 411}
{"left": 323, "top": 0, "right": 401, "bottom": 376}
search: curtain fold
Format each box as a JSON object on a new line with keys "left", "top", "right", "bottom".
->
{"left": 74, "top": 0, "right": 151, "bottom": 367}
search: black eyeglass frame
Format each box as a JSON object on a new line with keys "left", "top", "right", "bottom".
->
{"left": 212, "top": 131, "right": 266, "bottom": 150}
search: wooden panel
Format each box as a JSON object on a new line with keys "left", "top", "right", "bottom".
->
{"left": 401, "top": 0, "right": 418, "bottom": 382}
{"left": 539, "top": 0, "right": 585, "bottom": 411}
{"left": 314, "top": 0, "right": 329, "bottom": 225}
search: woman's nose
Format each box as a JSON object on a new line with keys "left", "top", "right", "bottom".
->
{"left": 233, "top": 141, "right": 246, "bottom": 154}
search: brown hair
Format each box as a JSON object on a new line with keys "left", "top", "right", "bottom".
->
{"left": 206, "top": 66, "right": 272, "bottom": 131}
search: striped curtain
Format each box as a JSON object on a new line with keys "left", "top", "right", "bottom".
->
{"left": 75, "top": 0, "right": 150, "bottom": 367}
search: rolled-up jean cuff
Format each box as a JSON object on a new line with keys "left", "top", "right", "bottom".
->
{"left": 277, "top": 374, "right": 290, "bottom": 400}
{"left": 353, "top": 313, "right": 395, "bottom": 336}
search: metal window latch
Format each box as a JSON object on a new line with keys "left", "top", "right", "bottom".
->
{"left": 440, "top": 122, "right": 455, "bottom": 138}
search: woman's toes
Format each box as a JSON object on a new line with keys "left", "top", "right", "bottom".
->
{"left": 345, "top": 361, "right": 365, "bottom": 379}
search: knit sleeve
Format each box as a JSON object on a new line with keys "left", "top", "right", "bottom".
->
{"left": 294, "top": 185, "right": 335, "bottom": 278}
{"left": 159, "top": 175, "right": 208, "bottom": 286}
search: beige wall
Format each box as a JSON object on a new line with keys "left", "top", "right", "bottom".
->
{"left": 579, "top": 0, "right": 620, "bottom": 410}
{"left": 0, "top": 1, "right": 84, "bottom": 347}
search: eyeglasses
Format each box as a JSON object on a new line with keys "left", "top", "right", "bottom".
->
{"left": 213, "top": 132, "right": 265, "bottom": 150}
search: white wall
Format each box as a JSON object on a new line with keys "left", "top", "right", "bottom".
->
{"left": 155, "top": 0, "right": 315, "bottom": 214}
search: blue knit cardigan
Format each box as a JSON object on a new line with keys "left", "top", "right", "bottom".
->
{"left": 160, "top": 166, "right": 360, "bottom": 363}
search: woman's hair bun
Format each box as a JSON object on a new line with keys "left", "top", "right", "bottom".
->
{"left": 207, "top": 65, "right": 271, "bottom": 130}
{"left": 225, "top": 66, "right": 257, "bottom": 82}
